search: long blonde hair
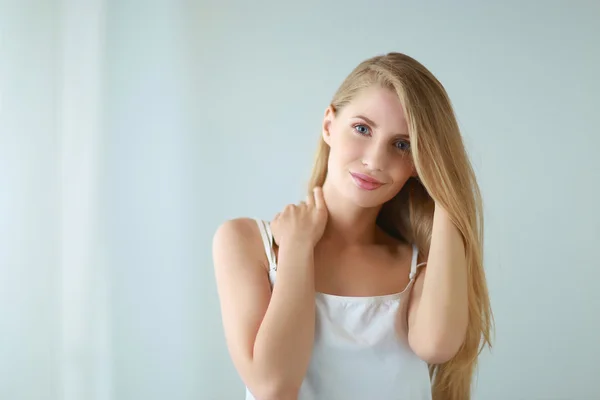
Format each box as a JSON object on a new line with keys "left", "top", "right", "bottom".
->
{"left": 308, "top": 52, "right": 493, "bottom": 400}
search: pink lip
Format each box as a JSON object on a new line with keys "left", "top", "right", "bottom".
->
{"left": 350, "top": 172, "right": 383, "bottom": 191}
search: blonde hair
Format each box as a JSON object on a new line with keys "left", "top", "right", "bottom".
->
{"left": 308, "top": 52, "right": 493, "bottom": 400}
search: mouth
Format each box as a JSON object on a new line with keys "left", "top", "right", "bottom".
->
{"left": 350, "top": 172, "right": 384, "bottom": 191}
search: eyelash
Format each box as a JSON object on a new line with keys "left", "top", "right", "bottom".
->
{"left": 352, "top": 124, "right": 411, "bottom": 152}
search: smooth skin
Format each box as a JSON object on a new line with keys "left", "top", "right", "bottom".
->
{"left": 213, "top": 189, "right": 326, "bottom": 400}
{"left": 213, "top": 86, "right": 469, "bottom": 400}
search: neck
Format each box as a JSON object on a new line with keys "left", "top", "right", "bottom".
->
{"left": 319, "top": 179, "right": 382, "bottom": 246}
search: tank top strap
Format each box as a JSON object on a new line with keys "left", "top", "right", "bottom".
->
{"left": 409, "top": 244, "right": 427, "bottom": 280}
{"left": 255, "top": 219, "right": 277, "bottom": 271}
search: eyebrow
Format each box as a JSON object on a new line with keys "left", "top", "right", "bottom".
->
{"left": 353, "top": 115, "right": 410, "bottom": 139}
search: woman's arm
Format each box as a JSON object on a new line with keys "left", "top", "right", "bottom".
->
{"left": 213, "top": 218, "right": 315, "bottom": 400}
{"left": 407, "top": 205, "right": 469, "bottom": 364}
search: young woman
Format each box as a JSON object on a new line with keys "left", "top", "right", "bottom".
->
{"left": 213, "top": 52, "right": 493, "bottom": 400}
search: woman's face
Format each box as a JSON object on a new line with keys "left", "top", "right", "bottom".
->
{"left": 322, "top": 85, "right": 415, "bottom": 208}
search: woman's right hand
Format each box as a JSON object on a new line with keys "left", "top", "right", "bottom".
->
{"left": 270, "top": 187, "right": 328, "bottom": 248}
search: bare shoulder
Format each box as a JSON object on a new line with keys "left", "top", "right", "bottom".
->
{"left": 212, "top": 217, "right": 267, "bottom": 270}
{"left": 213, "top": 217, "right": 260, "bottom": 244}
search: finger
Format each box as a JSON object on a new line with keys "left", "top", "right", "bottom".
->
{"left": 313, "top": 187, "right": 326, "bottom": 210}
{"left": 306, "top": 192, "right": 314, "bottom": 207}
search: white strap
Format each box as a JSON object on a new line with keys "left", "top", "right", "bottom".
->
{"left": 409, "top": 244, "right": 427, "bottom": 280}
{"left": 255, "top": 219, "right": 277, "bottom": 271}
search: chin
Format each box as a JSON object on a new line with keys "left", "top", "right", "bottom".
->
{"left": 342, "top": 183, "right": 393, "bottom": 209}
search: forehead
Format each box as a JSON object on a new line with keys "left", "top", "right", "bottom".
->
{"left": 340, "top": 86, "right": 407, "bottom": 131}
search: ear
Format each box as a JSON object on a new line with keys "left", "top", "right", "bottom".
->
{"left": 321, "top": 105, "right": 336, "bottom": 146}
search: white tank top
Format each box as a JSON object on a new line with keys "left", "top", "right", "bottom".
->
{"left": 247, "top": 219, "right": 432, "bottom": 400}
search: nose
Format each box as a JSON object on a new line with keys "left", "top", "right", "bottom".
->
{"left": 361, "top": 140, "right": 390, "bottom": 171}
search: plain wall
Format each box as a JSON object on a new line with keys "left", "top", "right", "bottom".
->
{"left": 0, "top": 2, "right": 61, "bottom": 399}
{"left": 2, "top": 1, "right": 599, "bottom": 399}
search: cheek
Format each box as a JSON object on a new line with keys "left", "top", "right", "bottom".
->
{"left": 389, "top": 158, "right": 414, "bottom": 181}
{"left": 333, "top": 131, "right": 363, "bottom": 161}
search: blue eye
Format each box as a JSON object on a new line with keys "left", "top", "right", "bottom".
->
{"left": 395, "top": 141, "right": 411, "bottom": 151}
{"left": 354, "top": 124, "right": 370, "bottom": 135}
